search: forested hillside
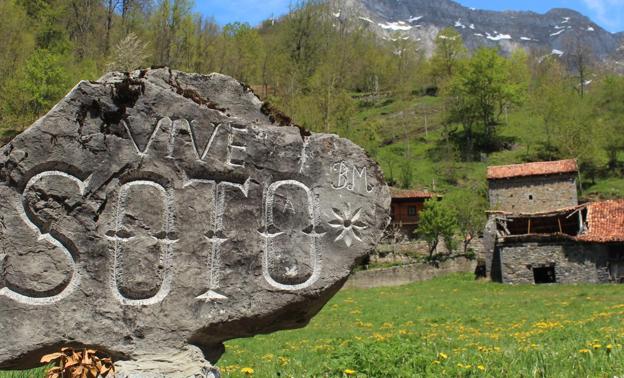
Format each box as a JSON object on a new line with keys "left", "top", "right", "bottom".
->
{"left": 2, "top": 0, "right": 624, "bottom": 201}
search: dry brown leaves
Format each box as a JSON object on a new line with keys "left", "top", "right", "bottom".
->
{"left": 41, "top": 347, "right": 115, "bottom": 378}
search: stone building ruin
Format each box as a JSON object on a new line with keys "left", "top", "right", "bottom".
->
{"left": 483, "top": 159, "right": 624, "bottom": 284}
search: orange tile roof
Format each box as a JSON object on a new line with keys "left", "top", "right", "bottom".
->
{"left": 487, "top": 159, "right": 578, "bottom": 180}
{"left": 578, "top": 200, "right": 624, "bottom": 243}
{"left": 390, "top": 188, "right": 435, "bottom": 199}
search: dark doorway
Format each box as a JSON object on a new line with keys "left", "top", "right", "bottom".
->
{"left": 533, "top": 266, "right": 557, "bottom": 284}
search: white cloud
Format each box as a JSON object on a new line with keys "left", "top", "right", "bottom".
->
{"left": 582, "top": 0, "right": 624, "bottom": 31}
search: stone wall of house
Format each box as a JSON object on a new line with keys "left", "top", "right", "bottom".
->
{"left": 496, "top": 241, "right": 611, "bottom": 284}
{"left": 488, "top": 174, "right": 578, "bottom": 213}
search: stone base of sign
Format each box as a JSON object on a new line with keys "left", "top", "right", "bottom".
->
{"left": 115, "top": 346, "right": 220, "bottom": 378}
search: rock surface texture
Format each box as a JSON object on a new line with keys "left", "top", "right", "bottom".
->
{"left": 0, "top": 68, "right": 390, "bottom": 376}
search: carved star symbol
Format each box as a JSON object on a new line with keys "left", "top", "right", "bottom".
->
{"left": 329, "top": 204, "right": 367, "bottom": 248}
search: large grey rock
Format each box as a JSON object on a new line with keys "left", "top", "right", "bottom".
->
{"left": 0, "top": 68, "right": 390, "bottom": 375}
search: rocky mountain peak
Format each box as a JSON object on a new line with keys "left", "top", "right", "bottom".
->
{"left": 333, "top": 0, "right": 624, "bottom": 59}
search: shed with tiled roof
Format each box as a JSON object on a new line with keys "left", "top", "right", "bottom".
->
{"left": 487, "top": 159, "right": 579, "bottom": 214}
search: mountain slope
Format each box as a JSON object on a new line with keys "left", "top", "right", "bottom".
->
{"left": 333, "top": 0, "right": 623, "bottom": 59}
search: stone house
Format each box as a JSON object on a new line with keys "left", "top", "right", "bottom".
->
{"left": 483, "top": 159, "right": 624, "bottom": 284}
{"left": 487, "top": 159, "right": 578, "bottom": 213}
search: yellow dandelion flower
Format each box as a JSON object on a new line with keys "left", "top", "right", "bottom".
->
{"left": 465, "top": 364, "right": 472, "bottom": 369}
{"left": 593, "top": 344, "right": 602, "bottom": 349}
{"left": 438, "top": 352, "right": 448, "bottom": 360}
{"left": 261, "top": 354, "right": 274, "bottom": 362}
{"left": 278, "top": 356, "right": 289, "bottom": 366}
{"left": 579, "top": 349, "right": 591, "bottom": 354}
{"left": 477, "top": 365, "right": 486, "bottom": 371}
{"left": 372, "top": 333, "right": 386, "bottom": 342}
{"left": 241, "top": 367, "right": 254, "bottom": 375}
{"left": 432, "top": 360, "right": 441, "bottom": 365}
{"left": 344, "top": 368, "right": 356, "bottom": 376}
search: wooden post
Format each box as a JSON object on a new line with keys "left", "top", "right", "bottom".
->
{"left": 528, "top": 218, "right": 532, "bottom": 234}
{"left": 558, "top": 218, "right": 563, "bottom": 234}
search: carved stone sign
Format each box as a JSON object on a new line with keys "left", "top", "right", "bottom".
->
{"left": 0, "top": 69, "right": 390, "bottom": 376}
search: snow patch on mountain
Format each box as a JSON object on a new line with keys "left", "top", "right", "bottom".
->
{"left": 379, "top": 21, "right": 413, "bottom": 31}
{"left": 486, "top": 33, "right": 512, "bottom": 41}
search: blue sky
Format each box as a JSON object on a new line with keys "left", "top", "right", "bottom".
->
{"left": 194, "top": 0, "right": 624, "bottom": 33}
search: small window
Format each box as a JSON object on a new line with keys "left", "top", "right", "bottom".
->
{"left": 529, "top": 194, "right": 534, "bottom": 200}
{"left": 533, "top": 266, "right": 556, "bottom": 284}
{"left": 407, "top": 206, "right": 417, "bottom": 216}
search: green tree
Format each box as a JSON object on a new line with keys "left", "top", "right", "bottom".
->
{"left": 0, "top": 1, "right": 35, "bottom": 85}
{"left": 446, "top": 47, "right": 527, "bottom": 159}
{"left": 563, "top": 35, "right": 594, "bottom": 98}
{"left": 1, "top": 49, "right": 71, "bottom": 129}
{"left": 444, "top": 187, "right": 487, "bottom": 254}
{"left": 219, "top": 22, "right": 264, "bottom": 83}
{"left": 151, "top": 0, "right": 194, "bottom": 67}
{"left": 594, "top": 75, "right": 624, "bottom": 171}
{"left": 429, "top": 27, "right": 466, "bottom": 86}
{"left": 416, "top": 199, "right": 458, "bottom": 258}
{"left": 528, "top": 56, "right": 569, "bottom": 157}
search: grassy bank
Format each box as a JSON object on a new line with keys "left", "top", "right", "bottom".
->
{"left": 346, "top": 93, "right": 624, "bottom": 199}
{"left": 2, "top": 274, "right": 624, "bottom": 377}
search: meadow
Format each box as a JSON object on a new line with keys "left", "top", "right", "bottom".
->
{"left": 218, "top": 274, "right": 624, "bottom": 377}
{"left": 3, "top": 273, "right": 624, "bottom": 377}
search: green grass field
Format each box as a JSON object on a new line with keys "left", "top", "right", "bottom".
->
{"left": 217, "top": 274, "right": 624, "bottom": 377}
{"left": 3, "top": 275, "right": 624, "bottom": 378}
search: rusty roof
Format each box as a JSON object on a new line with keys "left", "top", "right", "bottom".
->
{"left": 578, "top": 200, "right": 624, "bottom": 243}
{"left": 390, "top": 188, "right": 435, "bottom": 199}
{"left": 487, "top": 159, "right": 578, "bottom": 180}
